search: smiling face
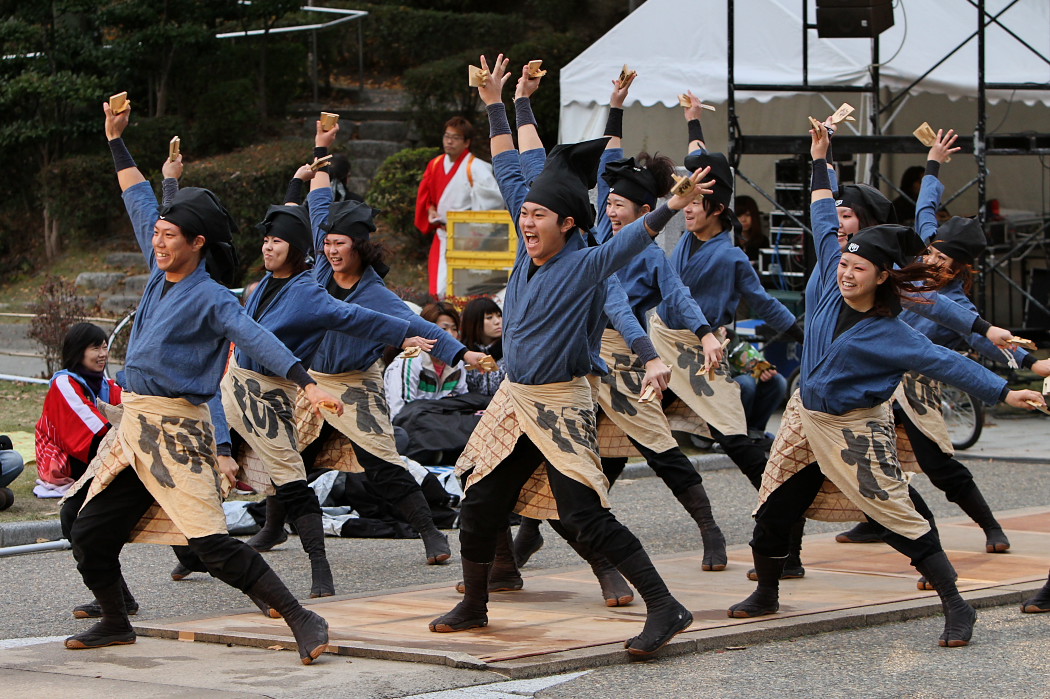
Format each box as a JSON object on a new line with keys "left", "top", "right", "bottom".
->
{"left": 81, "top": 341, "right": 109, "bottom": 373}
{"left": 324, "top": 233, "right": 359, "bottom": 275}
{"left": 262, "top": 236, "right": 293, "bottom": 276}
{"left": 152, "top": 219, "right": 204, "bottom": 279}
{"left": 837, "top": 251, "right": 889, "bottom": 308}
{"left": 519, "top": 202, "right": 572, "bottom": 265}
{"left": 683, "top": 196, "right": 722, "bottom": 237}
{"left": 605, "top": 193, "right": 646, "bottom": 234}
{"left": 482, "top": 311, "right": 503, "bottom": 342}
{"left": 836, "top": 206, "right": 861, "bottom": 249}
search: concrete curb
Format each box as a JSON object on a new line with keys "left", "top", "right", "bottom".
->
{"left": 0, "top": 519, "right": 63, "bottom": 548}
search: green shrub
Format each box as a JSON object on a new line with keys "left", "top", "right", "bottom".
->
{"left": 403, "top": 51, "right": 487, "bottom": 149}
{"left": 366, "top": 146, "right": 440, "bottom": 262}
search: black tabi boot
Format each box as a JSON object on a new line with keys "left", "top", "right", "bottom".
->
{"left": 73, "top": 575, "right": 139, "bottom": 619}
{"left": 729, "top": 552, "right": 784, "bottom": 618}
{"left": 396, "top": 491, "right": 451, "bottom": 565}
{"left": 512, "top": 517, "right": 545, "bottom": 567}
{"left": 246, "top": 569, "right": 329, "bottom": 664}
{"left": 65, "top": 580, "right": 136, "bottom": 649}
{"left": 247, "top": 496, "right": 288, "bottom": 552}
{"left": 295, "top": 514, "right": 335, "bottom": 598}
{"left": 748, "top": 519, "right": 805, "bottom": 580}
{"left": 430, "top": 558, "right": 491, "bottom": 632}
{"left": 914, "top": 551, "right": 976, "bottom": 647}
{"left": 1021, "top": 570, "right": 1050, "bottom": 614}
{"left": 674, "top": 483, "right": 727, "bottom": 571}
{"left": 615, "top": 549, "right": 693, "bottom": 656}
{"left": 457, "top": 528, "right": 522, "bottom": 593}
{"left": 954, "top": 486, "right": 1010, "bottom": 553}
{"left": 835, "top": 520, "right": 883, "bottom": 544}
{"left": 549, "top": 520, "right": 634, "bottom": 607}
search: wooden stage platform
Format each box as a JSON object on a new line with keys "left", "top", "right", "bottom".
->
{"left": 136, "top": 507, "right": 1050, "bottom": 677}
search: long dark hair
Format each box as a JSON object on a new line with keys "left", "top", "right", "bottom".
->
{"left": 871, "top": 260, "right": 950, "bottom": 317}
{"left": 460, "top": 297, "right": 502, "bottom": 349}
{"left": 61, "top": 323, "right": 108, "bottom": 372}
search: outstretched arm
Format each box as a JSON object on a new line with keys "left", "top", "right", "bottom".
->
{"left": 514, "top": 63, "right": 543, "bottom": 153}
{"left": 683, "top": 91, "right": 707, "bottom": 153}
{"left": 916, "top": 129, "right": 960, "bottom": 241}
{"left": 477, "top": 54, "right": 514, "bottom": 158}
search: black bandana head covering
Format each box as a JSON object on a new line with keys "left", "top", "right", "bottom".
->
{"left": 835, "top": 184, "right": 896, "bottom": 225}
{"left": 319, "top": 200, "right": 389, "bottom": 277}
{"left": 845, "top": 224, "right": 925, "bottom": 270}
{"left": 524, "top": 137, "right": 609, "bottom": 231}
{"left": 257, "top": 205, "right": 312, "bottom": 256}
{"left": 602, "top": 157, "right": 659, "bottom": 208}
{"left": 158, "top": 187, "right": 240, "bottom": 287}
{"left": 320, "top": 200, "right": 378, "bottom": 241}
{"left": 930, "top": 216, "right": 986, "bottom": 265}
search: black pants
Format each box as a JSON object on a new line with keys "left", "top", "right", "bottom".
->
{"left": 302, "top": 422, "right": 420, "bottom": 505}
{"left": 274, "top": 479, "right": 322, "bottom": 521}
{"left": 898, "top": 410, "right": 976, "bottom": 503}
{"left": 662, "top": 389, "right": 766, "bottom": 488}
{"left": 602, "top": 437, "right": 702, "bottom": 496}
{"left": 751, "top": 462, "right": 943, "bottom": 566}
{"left": 459, "top": 435, "right": 643, "bottom": 567}
{"left": 70, "top": 467, "right": 269, "bottom": 591}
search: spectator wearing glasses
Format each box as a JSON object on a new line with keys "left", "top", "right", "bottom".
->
{"left": 414, "top": 117, "right": 506, "bottom": 298}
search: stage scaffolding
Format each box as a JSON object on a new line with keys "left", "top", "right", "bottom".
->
{"left": 726, "top": 0, "right": 1050, "bottom": 335}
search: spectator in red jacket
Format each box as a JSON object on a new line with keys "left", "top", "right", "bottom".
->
{"left": 36, "top": 323, "right": 122, "bottom": 490}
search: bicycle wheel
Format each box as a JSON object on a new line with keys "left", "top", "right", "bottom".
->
{"left": 941, "top": 385, "right": 984, "bottom": 451}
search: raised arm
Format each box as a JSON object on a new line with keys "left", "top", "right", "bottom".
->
{"left": 477, "top": 54, "right": 514, "bottom": 158}
{"left": 916, "top": 129, "right": 960, "bottom": 241}
{"left": 514, "top": 63, "right": 544, "bottom": 153}
{"left": 160, "top": 154, "right": 182, "bottom": 208}
{"left": 683, "top": 91, "right": 707, "bottom": 153}
{"left": 808, "top": 122, "right": 842, "bottom": 288}
{"left": 104, "top": 101, "right": 146, "bottom": 192}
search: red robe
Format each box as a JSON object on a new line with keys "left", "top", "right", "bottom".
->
{"left": 415, "top": 150, "right": 470, "bottom": 297}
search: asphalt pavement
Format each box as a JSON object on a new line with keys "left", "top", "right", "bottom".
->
{"left": 1, "top": 452, "right": 1048, "bottom": 698}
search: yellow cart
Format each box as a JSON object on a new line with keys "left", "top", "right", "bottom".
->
{"left": 445, "top": 210, "right": 517, "bottom": 298}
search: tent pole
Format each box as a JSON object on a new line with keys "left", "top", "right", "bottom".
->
{"left": 868, "top": 35, "right": 881, "bottom": 187}
{"left": 728, "top": 0, "right": 740, "bottom": 169}
{"left": 977, "top": 0, "right": 988, "bottom": 225}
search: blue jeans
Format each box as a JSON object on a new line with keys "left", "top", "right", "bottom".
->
{"left": 0, "top": 450, "right": 25, "bottom": 488}
{"left": 733, "top": 372, "right": 788, "bottom": 434}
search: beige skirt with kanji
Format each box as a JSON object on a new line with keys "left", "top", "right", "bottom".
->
{"left": 758, "top": 390, "right": 931, "bottom": 540}
{"left": 649, "top": 313, "right": 747, "bottom": 438}
{"left": 221, "top": 359, "right": 304, "bottom": 496}
{"left": 293, "top": 363, "right": 407, "bottom": 473}
{"left": 65, "top": 392, "right": 228, "bottom": 545}
{"left": 595, "top": 329, "right": 679, "bottom": 458}
{"left": 892, "top": 371, "right": 955, "bottom": 473}
{"left": 456, "top": 377, "right": 610, "bottom": 520}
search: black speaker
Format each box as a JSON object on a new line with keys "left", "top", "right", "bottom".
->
{"left": 816, "top": 0, "right": 895, "bottom": 38}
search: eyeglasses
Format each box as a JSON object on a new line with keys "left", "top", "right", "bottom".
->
{"left": 443, "top": 133, "right": 465, "bottom": 142}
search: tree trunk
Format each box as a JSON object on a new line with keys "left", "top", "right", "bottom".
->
{"left": 43, "top": 204, "right": 61, "bottom": 261}
{"left": 257, "top": 32, "right": 269, "bottom": 119}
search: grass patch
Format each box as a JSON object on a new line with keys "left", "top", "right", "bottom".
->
{"left": 0, "top": 382, "right": 57, "bottom": 523}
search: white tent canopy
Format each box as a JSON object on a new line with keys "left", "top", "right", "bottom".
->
{"left": 560, "top": 0, "right": 1050, "bottom": 142}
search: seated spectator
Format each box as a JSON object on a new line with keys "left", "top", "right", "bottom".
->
{"left": 892, "top": 165, "right": 925, "bottom": 226}
{"left": 727, "top": 331, "right": 787, "bottom": 448}
{"left": 35, "top": 323, "right": 121, "bottom": 489}
{"left": 459, "top": 296, "right": 506, "bottom": 396}
{"left": 385, "top": 302, "right": 468, "bottom": 418}
{"left": 734, "top": 195, "right": 769, "bottom": 264}
{"left": 385, "top": 302, "right": 486, "bottom": 465}
{"left": 0, "top": 434, "right": 24, "bottom": 510}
